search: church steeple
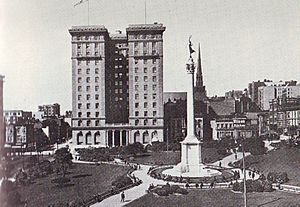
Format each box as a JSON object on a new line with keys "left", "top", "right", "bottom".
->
{"left": 194, "top": 43, "right": 207, "bottom": 101}
{"left": 196, "top": 43, "right": 203, "bottom": 87}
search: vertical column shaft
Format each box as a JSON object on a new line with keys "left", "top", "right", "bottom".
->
{"left": 187, "top": 72, "right": 195, "bottom": 137}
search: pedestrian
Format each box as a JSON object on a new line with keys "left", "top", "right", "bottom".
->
{"left": 121, "top": 191, "right": 125, "bottom": 202}
{"left": 248, "top": 171, "right": 251, "bottom": 178}
{"left": 210, "top": 181, "right": 214, "bottom": 188}
{"left": 219, "top": 161, "right": 222, "bottom": 168}
{"left": 200, "top": 182, "right": 204, "bottom": 189}
{"left": 195, "top": 183, "right": 199, "bottom": 188}
{"left": 185, "top": 182, "right": 190, "bottom": 189}
{"left": 229, "top": 180, "right": 233, "bottom": 188}
{"left": 235, "top": 154, "right": 238, "bottom": 160}
{"left": 252, "top": 172, "right": 255, "bottom": 180}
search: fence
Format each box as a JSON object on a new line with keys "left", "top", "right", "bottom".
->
{"left": 156, "top": 182, "right": 230, "bottom": 189}
{"left": 272, "top": 183, "right": 300, "bottom": 193}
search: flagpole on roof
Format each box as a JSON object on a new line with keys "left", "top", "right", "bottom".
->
{"left": 144, "top": 0, "right": 147, "bottom": 24}
{"left": 74, "top": 0, "right": 90, "bottom": 25}
{"left": 87, "top": 0, "right": 90, "bottom": 25}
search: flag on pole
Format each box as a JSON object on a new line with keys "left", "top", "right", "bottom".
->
{"left": 74, "top": 0, "right": 88, "bottom": 7}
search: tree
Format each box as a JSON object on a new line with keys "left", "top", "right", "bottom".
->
{"left": 54, "top": 147, "right": 73, "bottom": 178}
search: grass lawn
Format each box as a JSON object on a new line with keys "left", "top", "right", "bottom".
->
{"left": 0, "top": 156, "right": 49, "bottom": 178}
{"left": 126, "top": 189, "right": 300, "bottom": 207}
{"left": 242, "top": 146, "right": 300, "bottom": 186}
{"left": 134, "top": 148, "right": 227, "bottom": 166}
{"left": 17, "top": 163, "right": 130, "bottom": 206}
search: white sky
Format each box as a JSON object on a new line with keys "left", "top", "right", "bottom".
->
{"left": 1, "top": 0, "right": 300, "bottom": 113}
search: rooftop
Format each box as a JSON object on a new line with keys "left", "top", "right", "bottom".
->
{"left": 69, "top": 25, "right": 108, "bottom": 33}
{"left": 127, "top": 23, "right": 165, "bottom": 32}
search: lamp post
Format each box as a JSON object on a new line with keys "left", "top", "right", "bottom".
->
{"left": 241, "top": 132, "right": 247, "bottom": 207}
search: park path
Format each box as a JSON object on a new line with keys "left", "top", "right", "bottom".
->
{"left": 91, "top": 165, "right": 165, "bottom": 207}
{"left": 92, "top": 152, "right": 261, "bottom": 207}
{"left": 212, "top": 152, "right": 260, "bottom": 180}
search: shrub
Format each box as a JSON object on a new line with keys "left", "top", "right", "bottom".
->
{"left": 151, "top": 142, "right": 167, "bottom": 152}
{"left": 152, "top": 184, "right": 188, "bottom": 196}
{"left": 267, "top": 172, "right": 289, "bottom": 184}
{"left": 262, "top": 180, "right": 274, "bottom": 192}
{"left": 175, "top": 187, "right": 188, "bottom": 195}
{"left": 232, "top": 180, "right": 273, "bottom": 192}
{"left": 259, "top": 174, "right": 266, "bottom": 181}
{"left": 277, "top": 172, "right": 289, "bottom": 183}
{"left": 155, "top": 189, "right": 169, "bottom": 196}
{"left": 112, "top": 175, "right": 133, "bottom": 189}
{"left": 232, "top": 182, "right": 240, "bottom": 191}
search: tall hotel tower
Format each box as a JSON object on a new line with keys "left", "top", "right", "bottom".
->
{"left": 69, "top": 23, "right": 165, "bottom": 147}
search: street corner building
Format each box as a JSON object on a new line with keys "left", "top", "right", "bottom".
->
{"left": 69, "top": 23, "right": 166, "bottom": 147}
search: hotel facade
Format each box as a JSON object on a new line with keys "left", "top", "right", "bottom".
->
{"left": 69, "top": 23, "right": 165, "bottom": 147}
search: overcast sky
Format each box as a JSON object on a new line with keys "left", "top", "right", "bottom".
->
{"left": 1, "top": 0, "right": 300, "bottom": 113}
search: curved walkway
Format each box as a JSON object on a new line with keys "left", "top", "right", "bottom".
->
{"left": 212, "top": 152, "right": 260, "bottom": 180}
{"left": 92, "top": 152, "right": 260, "bottom": 207}
{"left": 91, "top": 165, "right": 165, "bottom": 207}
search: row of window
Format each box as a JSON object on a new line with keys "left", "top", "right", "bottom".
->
{"left": 114, "top": 73, "right": 128, "bottom": 78}
{"left": 134, "top": 50, "right": 157, "bottom": 56}
{"left": 77, "top": 43, "right": 99, "bottom": 49}
{"left": 130, "top": 34, "right": 161, "bottom": 39}
{"left": 78, "top": 111, "right": 102, "bottom": 118}
{"left": 134, "top": 58, "right": 157, "bottom": 65}
{"left": 135, "top": 85, "right": 157, "bottom": 92}
{"left": 76, "top": 118, "right": 158, "bottom": 127}
{"left": 134, "top": 76, "right": 157, "bottom": 82}
{"left": 78, "top": 85, "right": 99, "bottom": 92}
{"left": 217, "top": 123, "right": 233, "bottom": 129}
{"left": 114, "top": 64, "right": 128, "bottom": 69}
{"left": 134, "top": 42, "right": 157, "bottom": 48}
{"left": 114, "top": 97, "right": 128, "bottom": 101}
{"left": 78, "top": 68, "right": 99, "bottom": 74}
{"left": 134, "top": 101, "right": 157, "bottom": 109}
{"left": 134, "top": 92, "right": 157, "bottom": 99}
{"left": 135, "top": 111, "right": 157, "bottom": 117}
{"left": 73, "top": 35, "right": 102, "bottom": 41}
{"left": 115, "top": 80, "right": 128, "bottom": 86}
{"left": 78, "top": 77, "right": 99, "bottom": 83}
{"left": 134, "top": 67, "right": 157, "bottom": 73}
{"left": 78, "top": 94, "right": 100, "bottom": 101}
{"left": 77, "top": 60, "right": 100, "bottom": 66}
{"left": 77, "top": 51, "right": 100, "bottom": 56}
{"left": 78, "top": 120, "right": 98, "bottom": 127}
{"left": 135, "top": 119, "right": 157, "bottom": 126}
{"left": 78, "top": 103, "right": 100, "bottom": 110}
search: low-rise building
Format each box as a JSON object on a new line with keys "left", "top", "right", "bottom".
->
{"left": 38, "top": 103, "right": 60, "bottom": 118}
{"left": 211, "top": 113, "right": 259, "bottom": 140}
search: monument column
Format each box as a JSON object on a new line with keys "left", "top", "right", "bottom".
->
{"left": 180, "top": 38, "right": 202, "bottom": 175}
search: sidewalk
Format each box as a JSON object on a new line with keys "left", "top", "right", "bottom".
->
{"left": 91, "top": 165, "right": 165, "bottom": 207}
{"left": 212, "top": 152, "right": 260, "bottom": 180}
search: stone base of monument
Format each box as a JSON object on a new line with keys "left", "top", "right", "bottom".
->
{"left": 162, "top": 163, "right": 222, "bottom": 178}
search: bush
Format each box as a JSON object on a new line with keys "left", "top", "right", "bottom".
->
{"left": 232, "top": 180, "right": 273, "bottom": 192}
{"left": 267, "top": 172, "right": 289, "bottom": 184}
{"left": 112, "top": 175, "right": 133, "bottom": 189}
{"left": 155, "top": 189, "right": 169, "bottom": 196}
{"left": 175, "top": 187, "right": 188, "bottom": 195}
{"left": 152, "top": 184, "right": 188, "bottom": 196}
{"left": 151, "top": 142, "right": 167, "bottom": 152}
{"left": 262, "top": 180, "right": 273, "bottom": 192}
